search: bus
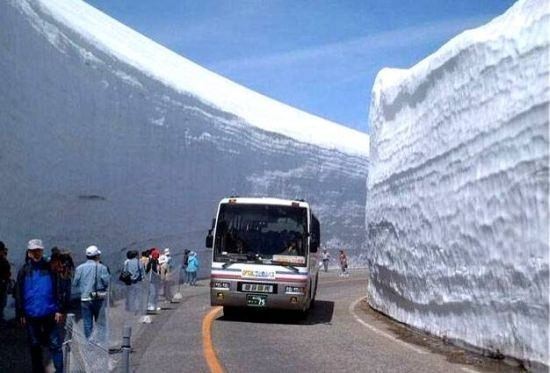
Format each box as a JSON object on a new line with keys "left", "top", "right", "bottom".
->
{"left": 206, "top": 197, "right": 320, "bottom": 315}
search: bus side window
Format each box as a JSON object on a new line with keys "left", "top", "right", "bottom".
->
{"left": 311, "top": 215, "right": 320, "bottom": 253}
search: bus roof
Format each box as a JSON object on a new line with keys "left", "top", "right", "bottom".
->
{"left": 219, "top": 197, "right": 310, "bottom": 209}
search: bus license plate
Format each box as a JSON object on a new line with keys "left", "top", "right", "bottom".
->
{"left": 242, "top": 283, "right": 273, "bottom": 293}
{"left": 246, "top": 294, "right": 267, "bottom": 307}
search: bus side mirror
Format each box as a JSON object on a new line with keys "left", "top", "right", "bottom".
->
{"left": 205, "top": 229, "right": 213, "bottom": 249}
{"left": 310, "top": 236, "right": 319, "bottom": 253}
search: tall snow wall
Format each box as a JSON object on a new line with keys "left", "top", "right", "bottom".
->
{"left": 0, "top": 0, "right": 369, "bottom": 267}
{"left": 366, "top": 0, "right": 549, "bottom": 366}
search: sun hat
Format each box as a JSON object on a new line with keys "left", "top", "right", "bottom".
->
{"left": 85, "top": 245, "right": 101, "bottom": 257}
{"left": 28, "top": 239, "right": 45, "bottom": 250}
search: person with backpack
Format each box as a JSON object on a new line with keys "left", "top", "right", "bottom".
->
{"left": 73, "top": 245, "right": 110, "bottom": 340}
{"left": 121, "top": 250, "right": 142, "bottom": 315}
{"left": 186, "top": 251, "right": 200, "bottom": 286}
{"left": 14, "top": 239, "right": 70, "bottom": 373}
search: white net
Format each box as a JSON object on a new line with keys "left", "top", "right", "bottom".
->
{"left": 64, "top": 262, "right": 185, "bottom": 372}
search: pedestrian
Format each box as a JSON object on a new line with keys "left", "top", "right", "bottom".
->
{"left": 160, "top": 248, "right": 173, "bottom": 301}
{"left": 0, "top": 241, "right": 11, "bottom": 324}
{"left": 146, "top": 248, "right": 161, "bottom": 313}
{"left": 73, "top": 245, "right": 110, "bottom": 341}
{"left": 48, "top": 246, "right": 60, "bottom": 262}
{"left": 14, "top": 239, "right": 69, "bottom": 373}
{"left": 140, "top": 249, "right": 150, "bottom": 268}
{"left": 50, "top": 249, "right": 75, "bottom": 315}
{"left": 321, "top": 248, "right": 331, "bottom": 273}
{"left": 180, "top": 249, "right": 190, "bottom": 285}
{"left": 338, "top": 249, "right": 349, "bottom": 277}
{"left": 122, "top": 250, "right": 143, "bottom": 315}
{"left": 186, "top": 251, "right": 200, "bottom": 286}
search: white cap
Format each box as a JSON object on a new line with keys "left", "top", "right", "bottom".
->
{"left": 28, "top": 239, "right": 44, "bottom": 250}
{"left": 164, "top": 248, "right": 170, "bottom": 255}
{"left": 86, "top": 245, "right": 101, "bottom": 257}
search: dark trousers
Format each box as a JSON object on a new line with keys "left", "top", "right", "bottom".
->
{"left": 25, "top": 314, "right": 63, "bottom": 373}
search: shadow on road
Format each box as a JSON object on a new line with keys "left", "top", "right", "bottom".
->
{"left": 219, "top": 300, "right": 334, "bottom": 325}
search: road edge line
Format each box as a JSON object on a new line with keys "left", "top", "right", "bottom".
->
{"left": 348, "top": 296, "right": 427, "bottom": 355}
{"left": 202, "top": 306, "right": 224, "bottom": 373}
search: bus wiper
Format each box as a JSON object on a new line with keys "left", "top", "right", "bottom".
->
{"left": 284, "top": 265, "right": 300, "bottom": 273}
{"left": 222, "top": 261, "right": 236, "bottom": 269}
{"left": 221, "top": 256, "right": 247, "bottom": 269}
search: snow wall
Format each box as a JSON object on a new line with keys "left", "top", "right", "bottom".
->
{"left": 366, "top": 0, "right": 549, "bottom": 367}
{"left": 0, "top": 0, "right": 369, "bottom": 269}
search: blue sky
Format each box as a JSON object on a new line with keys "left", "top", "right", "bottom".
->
{"left": 85, "top": 0, "right": 515, "bottom": 133}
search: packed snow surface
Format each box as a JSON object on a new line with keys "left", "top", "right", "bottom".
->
{"left": 30, "top": 0, "right": 369, "bottom": 157}
{"left": 0, "top": 0, "right": 369, "bottom": 270}
{"left": 366, "top": 0, "right": 549, "bottom": 366}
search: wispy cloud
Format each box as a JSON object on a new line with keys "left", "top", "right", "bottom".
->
{"left": 211, "top": 15, "right": 493, "bottom": 73}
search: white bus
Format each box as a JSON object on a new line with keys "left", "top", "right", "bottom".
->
{"left": 206, "top": 197, "right": 320, "bottom": 315}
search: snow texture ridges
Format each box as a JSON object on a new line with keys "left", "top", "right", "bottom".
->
{"left": 0, "top": 0, "right": 368, "bottom": 269}
{"left": 366, "top": 0, "right": 549, "bottom": 366}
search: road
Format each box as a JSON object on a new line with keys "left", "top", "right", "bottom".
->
{"left": 131, "top": 269, "right": 521, "bottom": 373}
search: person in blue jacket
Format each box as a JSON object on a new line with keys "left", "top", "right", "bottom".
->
{"left": 14, "top": 239, "right": 70, "bottom": 373}
{"left": 186, "top": 251, "right": 200, "bottom": 286}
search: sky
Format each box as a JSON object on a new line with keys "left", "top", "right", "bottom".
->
{"left": 84, "top": 0, "right": 516, "bottom": 133}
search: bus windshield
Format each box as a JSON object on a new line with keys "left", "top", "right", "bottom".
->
{"left": 213, "top": 203, "right": 308, "bottom": 265}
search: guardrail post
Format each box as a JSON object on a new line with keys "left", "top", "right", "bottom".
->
{"left": 63, "top": 313, "right": 75, "bottom": 373}
{"left": 121, "top": 326, "right": 132, "bottom": 373}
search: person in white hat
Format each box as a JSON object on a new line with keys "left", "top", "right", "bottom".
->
{"left": 14, "top": 239, "right": 69, "bottom": 372}
{"left": 73, "top": 245, "right": 110, "bottom": 340}
{"left": 159, "top": 248, "right": 174, "bottom": 301}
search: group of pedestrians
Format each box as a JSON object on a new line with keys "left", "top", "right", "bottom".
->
{"left": 0, "top": 238, "right": 203, "bottom": 372}
{"left": 320, "top": 248, "right": 350, "bottom": 276}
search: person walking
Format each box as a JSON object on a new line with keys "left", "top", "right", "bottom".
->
{"left": 14, "top": 239, "right": 69, "bottom": 373}
{"left": 338, "top": 249, "right": 349, "bottom": 277}
{"left": 180, "top": 249, "right": 190, "bottom": 285}
{"left": 0, "top": 241, "right": 11, "bottom": 325}
{"left": 146, "top": 248, "right": 161, "bottom": 313}
{"left": 122, "top": 250, "right": 143, "bottom": 315}
{"left": 186, "top": 251, "right": 199, "bottom": 286}
{"left": 73, "top": 245, "right": 110, "bottom": 341}
{"left": 160, "top": 248, "right": 173, "bottom": 301}
{"left": 321, "top": 248, "right": 331, "bottom": 273}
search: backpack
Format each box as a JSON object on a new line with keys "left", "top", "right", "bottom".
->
{"left": 119, "top": 260, "right": 133, "bottom": 285}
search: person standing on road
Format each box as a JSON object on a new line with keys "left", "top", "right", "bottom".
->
{"left": 338, "top": 249, "right": 349, "bottom": 277}
{"left": 146, "top": 248, "right": 161, "bottom": 312}
{"left": 123, "top": 250, "right": 143, "bottom": 315}
{"left": 321, "top": 249, "right": 331, "bottom": 273}
{"left": 14, "top": 239, "right": 69, "bottom": 373}
{"left": 73, "top": 245, "right": 110, "bottom": 340}
{"left": 0, "top": 241, "right": 11, "bottom": 325}
{"left": 180, "top": 249, "right": 190, "bottom": 285}
{"left": 160, "top": 248, "right": 173, "bottom": 301}
{"left": 186, "top": 251, "right": 199, "bottom": 286}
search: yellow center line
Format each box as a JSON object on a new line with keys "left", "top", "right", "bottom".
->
{"left": 202, "top": 306, "right": 225, "bottom": 373}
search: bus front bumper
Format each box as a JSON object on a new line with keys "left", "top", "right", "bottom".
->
{"left": 210, "top": 289, "right": 308, "bottom": 311}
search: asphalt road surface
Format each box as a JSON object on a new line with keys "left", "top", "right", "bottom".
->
{"left": 131, "top": 269, "right": 522, "bottom": 373}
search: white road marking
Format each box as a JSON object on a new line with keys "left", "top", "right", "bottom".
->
{"left": 348, "top": 297, "right": 427, "bottom": 355}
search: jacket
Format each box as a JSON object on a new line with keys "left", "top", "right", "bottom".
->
{"left": 124, "top": 258, "right": 143, "bottom": 283}
{"left": 186, "top": 255, "right": 199, "bottom": 272}
{"left": 73, "top": 260, "right": 110, "bottom": 301}
{"left": 14, "top": 259, "right": 69, "bottom": 318}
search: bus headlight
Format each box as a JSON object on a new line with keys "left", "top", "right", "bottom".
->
{"left": 212, "top": 281, "right": 230, "bottom": 289}
{"left": 285, "top": 286, "right": 305, "bottom": 294}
